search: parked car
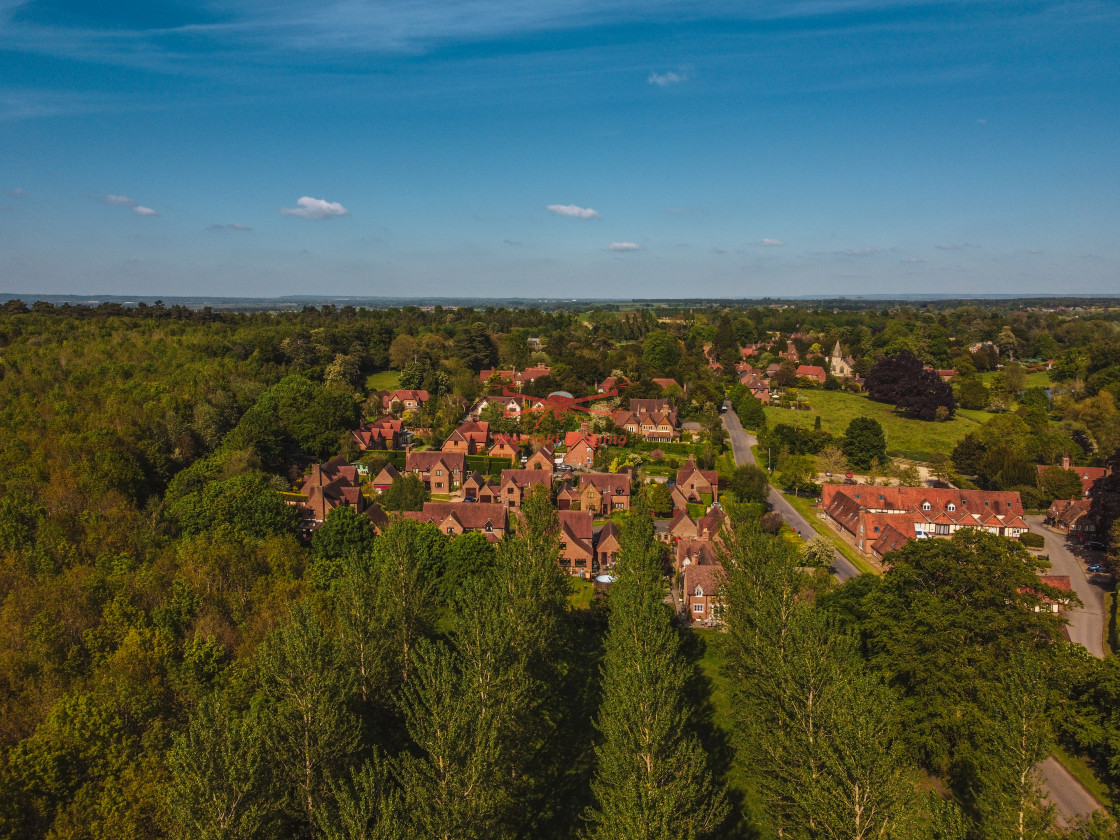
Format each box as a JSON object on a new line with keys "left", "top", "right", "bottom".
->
{"left": 1085, "top": 541, "right": 1106, "bottom": 551}
{"left": 1088, "top": 564, "right": 1103, "bottom": 573}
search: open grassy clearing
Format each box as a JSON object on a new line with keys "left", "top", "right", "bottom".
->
{"left": 763, "top": 389, "right": 989, "bottom": 461}
{"left": 978, "top": 369, "right": 1052, "bottom": 390}
{"left": 567, "top": 578, "right": 596, "bottom": 609}
{"left": 365, "top": 370, "right": 401, "bottom": 392}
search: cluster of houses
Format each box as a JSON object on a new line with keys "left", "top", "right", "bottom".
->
{"left": 730, "top": 340, "right": 859, "bottom": 403}
{"left": 1042, "top": 455, "right": 1111, "bottom": 537}
{"left": 821, "top": 484, "right": 1030, "bottom": 561}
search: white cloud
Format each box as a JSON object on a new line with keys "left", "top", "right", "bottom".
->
{"left": 761, "top": 238, "right": 784, "bottom": 246}
{"left": 98, "top": 193, "right": 157, "bottom": 216}
{"left": 7, "top": 187, "right": 26, "bottom": 198}
{"left": 844, "top": 247, "right": 880, "bottom": 256}
{"left": 648, "top": 66, "right": 692, "bottom": 87}
{"left": 208, "top": 223, "right": 252, "bottom": 232}
{"left": 281, "top": 196, "right": 349, "bottom": 219}
{"left": 547, "top": 203, "right": 600, "bottom": 219}
{"left": 713, "top": 247, "right": 727, "bottom": 254}
{"left": 608, "top": 242, "right": 641, "bottom": 251}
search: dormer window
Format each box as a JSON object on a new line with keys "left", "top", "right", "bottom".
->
{"left": 695, "top": 586, "right": 704, "bottom": 597}
{"left": 947, "top": 503, "right": 956, "bottom": 512}
{"left": 922, "top": 502, "right": 931, "bottom": 511}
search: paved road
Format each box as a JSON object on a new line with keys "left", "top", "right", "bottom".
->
{"left": 720, "top": 406, "right": 860, "bottom": 582}
{"left": 1026, "top": 514, "right": 1108, "bottom": 659}
{"left": 1038, "top": 756, "right": 1104, "bottom": 828}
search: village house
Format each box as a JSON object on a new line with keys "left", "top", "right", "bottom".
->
{"left": 663, "top": 507, "right": 727, "bottom": 544}
{"left": 296, "top": 456, "right": 387, "bottom": 535}
{"left": 496, "top": 468, "right": 552, "bottom": 508}
{"left": 401, "top": 502, "right": 508, "bottom": 541}
{"left": 795, "top": 364, "right": 827, "bottom": 385}
{"left": 488, "top": 433, "right": 521, "bottom": 463}
{"left": 683, "top": 562, "right": 725, "bottom": 625}
{"left": 558, "top": 472, "right": 632, "bottom": 515}
{"left": 597, "top": 375, "right": 630, "bottom": 393}
{"left": 821, "top": 484, "right": 1030, "bottom": 556}
{"left": 676, "top": 457, "right": 719, "bottom": 504}
{"left": 381, "top": 389, "right": 430, "bottom": 413}
{"left": 563, "top": 430, "right": 598, "bottom": 469}
{"left": 467, "top": 394, "right": 546, "bottom": 420}
{"left": 557, "top": 510, "right": 595, "bottom": 577}
{"left": 352, "top": 417, "right": 403, "bottom": 451}
{"left": 461, "top": 471, "right": 495, "bottom": 502}
{"left": 595, "top": 521, "right": 622, "bottom": 572}
{"left": 1045, "top": 498, "right": 1096, "bottom": 536}
{"left": 479, "top": 366, "right": 552, "bottom": 390}
{"left": 370, "top": 462, "right": 400, "bottom": 493}
{"left": 405, "top": 450, "right": 466, "bottom": 493}
{"left": 652, "top": 378, "right": 680, "bottom": 391}
{"left": 1037, "top": 455, "right": 1110, "bottom": 499}
{"left": 525, "top": 444, "right": 556, "bottom": 472}
{"left": 441, "top": 428, "right": 476, "bottom": 455}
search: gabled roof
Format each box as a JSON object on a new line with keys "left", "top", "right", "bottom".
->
{"left": 579, "top": 472, "right": 632, "bottom": 496}
{"left": 406, "top": 502, "right": 508, "bottom": 531}
{"left": 683, "top": 562, "right": 725, "bottom": 597}
{"left": 872, "top": 523, "right": 912, "bottom": 558}
{"left": 559, "top": 509, "right": 594, "bottom": 541}
{"left": 406, "top": 450, "right": 466, "bottom": 473}
{"left": 372, "top": 463, "right": 400, "bottom": 485}
{"left": 500, "top": 468, "right": 551, "bottom": 490}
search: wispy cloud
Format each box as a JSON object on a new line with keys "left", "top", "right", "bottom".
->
{"left": 97, "top": 193, "right": 158, "bottom": 216}
{"left": 648, "top": 67, "right": 691, "bottom": 87}
{"left": 761, "top": 238, "right": 784, "bottom": 246}
{"left": 844, "top": 247, "right": 880, "bottom": 256}
{"left": 503, "top": 238, "right": 522, "bottom": 246}
{"left": 608, "top": 241, "right": 641, "bottom": 251}
{"left": 548, "top": 203, "right": 600, "bottom": 219}
{"left": 208, "top": 223, "right": 252, "bottom": 232}
{"left": 713, "top": 247, "right": 727, "bottom": 254}
{"left": 7, "top": 187, "right": 26, "bottom": 198}
{"left": 935, "top": 241, "right": 977, "bottom": 250}
{"left": 281, "top": 196, "right": 349, "bottom": 219}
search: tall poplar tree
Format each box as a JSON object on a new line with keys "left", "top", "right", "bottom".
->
{"left": 585, "top": 496, "right": 727, "bottom": 840}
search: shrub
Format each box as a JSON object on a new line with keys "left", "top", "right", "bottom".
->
{"left": 760, "top": 511, "right": 784, "bottom": 535}
{"left": 1019, "top": 532, "right": 1045, "bottom": 549}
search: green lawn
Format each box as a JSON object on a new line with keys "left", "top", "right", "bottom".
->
{"left": 763, "top": 390, "right": 990, "bottom": 461}
{"left": 567, "top": 578, "right": 596, "bottom": 609}
{"left": 978, "top": 369, "right": 1051, "bottom": 390}
{"left": 365, "top": 370, "right": 401, "bottom": 392}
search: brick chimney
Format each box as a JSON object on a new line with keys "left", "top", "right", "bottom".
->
{"left": 1062, "top": 454, "right": 1071, "bottom": 470}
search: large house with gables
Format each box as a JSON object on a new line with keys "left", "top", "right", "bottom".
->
{"left": 401, "top": 502, "right": 509, "bottom": 541}
{"left": 821, "top": 484, "right": 1030, "bottom": 556}
{"left": 405, "top": 451, "right": 466, "bottom": 493}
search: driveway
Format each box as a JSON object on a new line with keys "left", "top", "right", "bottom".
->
{"left": 1026, "top": 515, "right": 1108, "bottom": 660}
{"left": 721, "top": 406, "right": 860, "bottom": 582}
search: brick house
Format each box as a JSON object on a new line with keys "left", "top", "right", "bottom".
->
{"left": 577, "top": 472, "right": 632, "bottom": 515}
{"left": 683, "top": 562, "right": 725, "bottom": 625}
{"left": 352, "top": 417, "right": 402, "bottom": 451}
{"left": 676, "top": 457, "right": 719, "bottom": 503}
{"left": 496, "top": 468, "right": 552, "bottom": 508}
{"left": 479, "top": 367, "right": 551, "bottom": 390}
{"left": 595, "top": 521, "right": 621, "bottom": 572}
{"left": 795, "top": 365, "right": 827, "bottom": 385}
{"left": 401, "top": 502, "right": 508, "bottom": 541}
{"left": 382, "top": 389, "right": 430, "bottom": 413}
{"left": 296, "top": 456, "right": 387, "bottom": 535}
{"left": 821, "top": 484, "right": 1030, "bottom": 554}
{"left": 441, "top": 429, "right": 476, "bottom": 455}
{"left": 558, "top": 510, "right": 595, "bottom": 577}
{"left": 405, "top": 451, "right": 466, "bottom": 493}
{"left": 370, "top": 463, "right": 400, "bottom": 493}
{"left": 1036, "top": 455, "right": 1109, "bottom": 499}
{"left": 525, "top": 444, "right": 556, "bottom": 472}
{"left": 1045, "top": 498, "right": 1096, "bottom": 535}
{"left": 564, "top": 431, "right": 598, "bottom": 469}
{"left": 488, "top": 434, "right": 521, "bottom": 464}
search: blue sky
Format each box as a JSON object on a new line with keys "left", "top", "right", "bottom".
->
{"left": 1, "top": 1, "right": 1118, "bottom": 298}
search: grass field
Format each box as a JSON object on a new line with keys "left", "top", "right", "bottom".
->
{"left": 978, "top": 369, "right": 1051, "bottom": 390}
{"left": 365, "top": 370, "right": 401, "bottom": 392}
{"left": 567, "top": 578, "right": 596, "bottom": 609}
{"left": 763, "top": 390, "right": 990, "bottom": 461}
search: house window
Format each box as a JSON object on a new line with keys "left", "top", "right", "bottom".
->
{"left": 947, "top": 503, "right": 956, "bottom": 512}
{"left": 484, "top": 523, "right": 493, "bottom": 532}
{"left": 935, "top": 524, "right": 950, "bottom": 535}
{"left": 692, "top": 603, "right": 705, "bottom": 613}
{"left": 695, "top": 586, "right": 704, "bottom": 597}
{"left": 446, "top": 527, "right": 454, "bottom": 534}
{"left": 874, "top": 526, "right": 880, "bottom": 533}
{"left": 922, "top": 502, "right": 931, "bottom": 511}
{"left": 436, "top": 470, "right": 443, "bottom": 476}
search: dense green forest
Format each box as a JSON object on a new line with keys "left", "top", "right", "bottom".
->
{"left": 1, "top": 299, "right": 1120, "bottom": 839}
